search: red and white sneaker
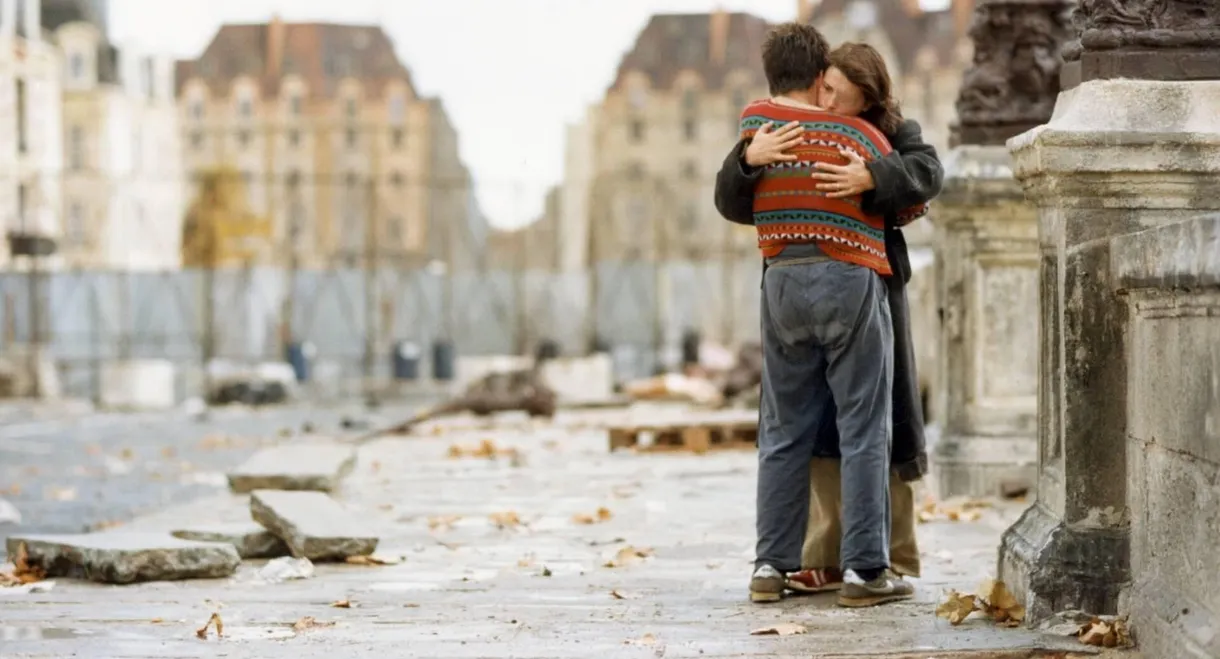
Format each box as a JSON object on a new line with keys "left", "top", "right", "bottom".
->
{"left": 785, "top": 567, "right": 844, "bottom": 593}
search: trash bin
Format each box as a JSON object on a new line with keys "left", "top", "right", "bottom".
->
{"left": 535, "top": 338, "right": 560, "bottom": 362}
{"left": 432, "top": 340, "right": 455, "bottom": 381}
{"left": 285, "top": 341, "right": 316, "bottom": 382}
{"left": 681, "top": 330, "right": 701, "bottom": 366}
{"left": 392, "top": 341, "right": 421, "bottom": 381}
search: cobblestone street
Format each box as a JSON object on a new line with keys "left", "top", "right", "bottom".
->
{"left": 0, "top": 405, "right": 1101, "bottom": 658}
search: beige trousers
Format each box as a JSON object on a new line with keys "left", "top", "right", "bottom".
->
{"left": 801, "top": 458, "right": 921, "bottom": 577}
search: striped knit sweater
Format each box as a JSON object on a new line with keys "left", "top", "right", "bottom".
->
{"left": 739, "top": 100, "right": 929, "bottom": 275}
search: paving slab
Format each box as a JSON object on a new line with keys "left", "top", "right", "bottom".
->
{"left": 249, "top": 490, "right": 378, "bottom": 561}
{"left": 171, "top": 522, "right": 289, "bottom": 559}
{"left": 4, "top": 532, "right": 240, "bottom": 584}
{"left": 227, "top": 442, "right": 356, "bottom": 493}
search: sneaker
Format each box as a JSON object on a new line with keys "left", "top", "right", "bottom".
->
{"left": 837, "top": 569, "right": 915, "bottom": 607}
{"left": 786, "top": 567, "right": 844, "bottom": 593}
{"left": 749, "top": 565, "right": 786, "bottom": 603}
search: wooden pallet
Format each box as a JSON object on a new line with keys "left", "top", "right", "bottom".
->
{"left": 608, "top": 415, "right": 758, "bottom": 453}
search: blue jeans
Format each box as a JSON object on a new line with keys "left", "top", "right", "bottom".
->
{"left": 755, "top": 258, "right": 894, "bottom": 573}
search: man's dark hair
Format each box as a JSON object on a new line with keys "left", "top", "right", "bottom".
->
{"left": 761, "top": 22, "right": 830, "bottom": 96}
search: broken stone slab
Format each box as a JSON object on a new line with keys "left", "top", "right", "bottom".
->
{"left": 5, "top": 533, "right": 240, "bottom": 584}
{"left": 249, "top": 490, "right": 378, "bottom": 561}
{"left": 227, "top": 443, "right": 356, "bottom": 493}
{"left": 171, "top": 522, "right": 289, "bottom": 559}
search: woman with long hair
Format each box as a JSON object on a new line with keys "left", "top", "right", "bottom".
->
{"left": 714, "top": 41, "right": 942, "bottom": 603}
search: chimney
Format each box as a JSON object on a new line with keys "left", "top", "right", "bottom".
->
{"left": 267, "top": 13, "right": 286, "bottom": 78}
{"left": 796, "top": 0, "right": 815, "bottom": 23}
{"left": 709, "top": 9, "right": 729, "bottom": 66}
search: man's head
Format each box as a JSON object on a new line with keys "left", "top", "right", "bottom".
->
{"left": 761, "top": 22, "right": 831, "bottom": 97}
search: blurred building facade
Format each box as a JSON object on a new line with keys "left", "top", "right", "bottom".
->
{"left": 0, "top": 0, "right": 64, "bottom": 269}
{"left": 175, "top": 17, "right": 484, "bottom": 270}
{"left": 46, "top": 0, "right": 185, "bottom": 270}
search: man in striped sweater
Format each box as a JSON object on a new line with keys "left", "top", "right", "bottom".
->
{"left": 741, "top": 22, "right": 913, "bottom": 608}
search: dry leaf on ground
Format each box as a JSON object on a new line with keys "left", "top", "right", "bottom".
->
{"left": 979, "top": 579, "right": 1025, "bottom": 626}
{"left": 603, "top": 546, "right": 654, "bottom": 568}
{"left": 292, "top": 616, "right": 335, "bottom": 632}
{"left": 918, "top": 497, "right": 991, "bottom": 524}
{"left": 1077, "top": 617, "right": 1132, "bottom": 648}
{"left": 572, "top": 507, "right": 613, "bottom": 525}
{"left": 625, "top": 632, "right": 658, "bottom": 645}
{"left": 750, "top": 623, "right": 808, "bottom": 636}
{"left": 47, "top": 487, "right": 77, "bottom": 502}
{"left": 610, "top": 589, "right": 628, "bottom": 600}
{"left": 195, "top": 612, "right": 223, "bottom": 639}
{"left": 936, "top": 590, "right": 979, "bottom": 625}
{"left": 427, "top": 514, "right": 462, "bottom": 531}
{"left": 448, "top": 439, "right": 519, "bottom": 460}
{"left": 345, "top": 554, "right": 401, "bottom": 566}
{"left": 330, "top": 599, "right": 352, "bottom": 608}
{"left": 489, "top": 511, "right": 523, "bottom": 529}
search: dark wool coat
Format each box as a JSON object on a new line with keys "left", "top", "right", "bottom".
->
{"left": 713, "top": 118, "right": 944, "bottom": 482}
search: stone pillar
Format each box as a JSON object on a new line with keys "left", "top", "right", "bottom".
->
{"left": 930, "top": 0, "right": 1073, "bottom": 498}
{"left": 998, "top": 0, "right": 1220, "bottom": 632}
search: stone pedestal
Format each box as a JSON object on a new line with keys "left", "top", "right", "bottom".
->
{"left": 931, "top": 145, "right": 1039, "bottom": 498}
{"left": 999, "top": 78, "right": 1220, "bottom": 627}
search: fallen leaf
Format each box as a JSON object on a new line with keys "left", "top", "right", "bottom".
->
{"left": 610, "top": 589, "right": 628, "bottom": 600}
{"left": 292, "top": 616, "right": 335, "bottom": 632}
{"left": 161, "top": 447, "right": 176, "bottom": 458}
{"left": 345, "top": 554, "right": 401, "bottom": 566}
{"left": 626, "top": 632, "right": 658, "bottom": 645}
{"left": 427, "top": 514, "right": 462, "bottom": 531}
{"left": 1077, "top": 617, "right": 1132, "bottom": 648}
{"left": 195, "top": 612, "right": 223, "bottom": 639}
{"left": 936, "top": 590, "right": 979, "bottom": 625}
{"left": 597, "top": 507, "right": 613, "bottom": 521}
{"left": 330, "top": 599, "right": 352, "bottom": 608}
{"left": 378, "top": 503, "right": 394, "bottom": 511}
{"left": 603, "top": 546, "right": 654, "bottom": 568}
{"left": 979, "top": 579, "right": 1025, "bottom": 624}
{"left": 489, "top": 511, "right": 522, "bottom": 529}
{"left": 120, "top": 447, "right": 134, "bottom": 460}
{"left": 150, "top": 617, "right": 164, "bottom": 623}
{"left": 48, "top": 487, "right": 77, "bottom": 502}
{"left": 517, "top": 555, "right": 535, "bottom": 568}
{"left": 750, "top": 623, "right": 807, "bottom": 636}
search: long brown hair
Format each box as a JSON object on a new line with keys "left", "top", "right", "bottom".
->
{"left": 827, "top": 43, "right": 903, "bottom": 136}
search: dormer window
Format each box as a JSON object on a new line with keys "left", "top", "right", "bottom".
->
{"left": 345, "top": 98, "right": 358, "bottom": 120}
{"left": 69, "top": 52, "right": 85, "bottom": 82}
{"left": 190, "top": 99, "right": 204, "bottom": 120}
{"left": 289, "top": 93, "right": 302, "bottom": 116}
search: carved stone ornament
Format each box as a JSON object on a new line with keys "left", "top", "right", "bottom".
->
{"left": 1061, "top": 0, "right": 1220, "bottom": 84}
{"left": 951, "top": 0, "right": 1075, "bottom": 147}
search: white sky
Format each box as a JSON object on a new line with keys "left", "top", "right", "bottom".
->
{"left": 109, "top": 0, "right": 947, "bottom": 229}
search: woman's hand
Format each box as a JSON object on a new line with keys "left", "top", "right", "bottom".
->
{"left": 811, "top": 149, "right": 876, "bottom": 198}
{"left": 744, "top": 121, "right": 803, "bottom": 168}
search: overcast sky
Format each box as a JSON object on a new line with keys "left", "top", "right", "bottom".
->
{"left": 109, "top": 0, "right": 947, "bottom": 229}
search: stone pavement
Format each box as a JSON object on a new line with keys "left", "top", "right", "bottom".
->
{"left": 0, "top": 406, "right": 1108, "bottom": 658}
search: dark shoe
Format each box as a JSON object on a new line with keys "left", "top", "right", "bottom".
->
{"left": 749, "top": 565, "right": 785, "bottom": 603}
{"left": 786, "top": 567, "right": 844, "bottom": 593}
{"left": 837, "top": 569, "right": 915, "bottom": 607}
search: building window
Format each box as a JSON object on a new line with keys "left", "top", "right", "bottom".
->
{"left": 142, "top": 59, "right": 155, "bottom": 99}
{"left": 682, "top": 160, "right": 697, "bottom": 179}
{"left": 630, "top": 119, "right": 644, "bottom": 142}
{"left": 241, "top": 170, "right": 253, "bottom": 186}
{"left": 288, "top": 202, "right": 306, "bottom": 246}
{"left": 288, "top": 129, "right": 300, "bottom": 147}
{"left": 238, "top": 130, "right": 250, "bottom": 148}
{"left": 190, "top": 98, "right": 204, "bottom": 120}
{"left": 16, "top": 79, "right": 27, "bottom": 154}
{"left": 69, "top": 52, "right": 85, "bottom": 81}
{"left": 190, "top": 131, "right": 203, "bottom": 149}
{"left": 345, "top": 98, "right": 357, "bottom": 119}
{"left": 132, "top": 130, "right": 142, "bottom": 171}
{"left": 683, "top": 118, "right": 697, "bottom": 141}
{"left": 16, "top": 184, "right": 28, "bottom": 229}
{"left": 626, "top": 162, "right": 643, "bottom": 180}
{"left": 237, "top": 96, "right": 252, "bottom": 119}
{"left": 389, "top": 171, "right": 403, "bottom": 187}
{"left": 69, "top": 125, "right": 85, "bottom": 170}
{"left": 387, "top": 216, "right": 403, "bottom": 245}
{"left": 66, "top": 203, "right": 86, "bottom": 245}
{"left": 289, "top": 94, "right": 302, "bottom": 116}
{"left": 388, "top": 95, "right": 405, "bottom": 123}
{"left": 346, "top": 129, "right": 357, "bottom": 149}
{"left": 286, "top": 169, "right": 300, "bottom": 190}
{"left": 391, "top": 128, "right": 404, "bottom": 149}
{"left": 681, "top": 203, "right": 698, "bottom": 230}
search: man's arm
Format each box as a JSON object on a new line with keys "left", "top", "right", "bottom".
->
{"left": 713, "top": 139, "right": 763, "bottom": 226}
{"left": 860, "top": 119, "right": 944, "bottom": 217}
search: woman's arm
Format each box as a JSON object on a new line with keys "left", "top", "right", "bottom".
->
{"left": 860, "top": 119, "right": 943, "bottom": 217}
{"left": 714, "top": 121, "right": 804, "bottom": 226}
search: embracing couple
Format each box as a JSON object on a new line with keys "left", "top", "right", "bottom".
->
{"left": 713, "top": 23, "right": 943, "bottom": 607}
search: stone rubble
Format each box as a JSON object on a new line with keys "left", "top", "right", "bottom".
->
{"left": 249, "top": 489, "right": 378, "bottom": 561}
{"left": 171, "top": 521, "right": 289, "bottom": 559}
{"left": 5, "top": 533, "right": 240, "bottom": 584}
{"left": 226, "top": 442, "right": 356, "bottom": 493}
